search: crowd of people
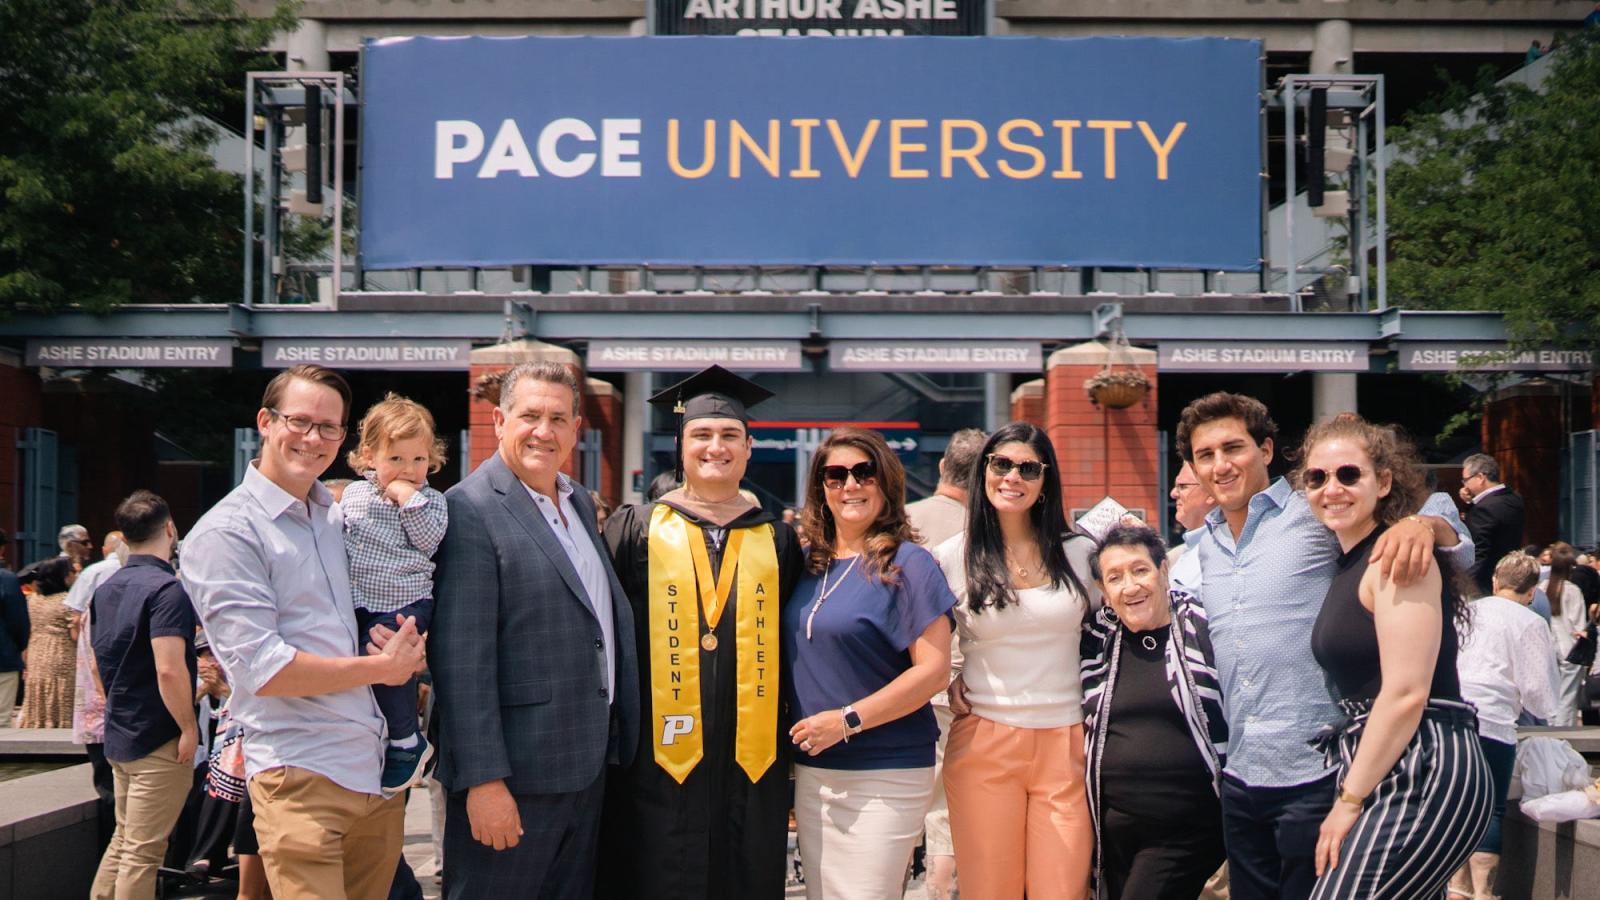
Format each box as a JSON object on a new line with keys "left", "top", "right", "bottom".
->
{"left": 1, "top": 361, "right": 1597, "bottom": 900}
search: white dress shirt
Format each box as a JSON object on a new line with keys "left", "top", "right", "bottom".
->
{"left": 522, "top": 474, "right": 616, "bottom": 702}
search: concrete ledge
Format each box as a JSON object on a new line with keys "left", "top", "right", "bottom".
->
{"left": 1501, "top": 806, "right": 1600, "bottom": 898}
{"left": 1519, "top": 726, "right": 1600, "bottom": 756}
{"left": 0, "top": 728, "right": 87, "bottom": 758}
{"left": 0, "top": 763, "right": 99, "bottom": 899}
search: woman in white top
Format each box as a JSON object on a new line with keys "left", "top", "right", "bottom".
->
{"left": 1451, "top": 551, "right": 1559, "bottom": 900}
{"left": 1541, "top": 542, "right": 1587, "bottom": 726}
{"left": 936, "top": 422, "right": 1094, "bottom": 900}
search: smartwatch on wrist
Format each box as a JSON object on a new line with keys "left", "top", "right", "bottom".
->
{"left": 842, "top": 705, "right": 864, "bottom": 735}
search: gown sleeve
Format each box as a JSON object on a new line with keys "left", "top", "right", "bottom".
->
{"left": 604, "top": 503, "right": 652, "bottom": 607}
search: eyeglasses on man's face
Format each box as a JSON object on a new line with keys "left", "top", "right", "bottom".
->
{"left": 268, "top": 408, "right": 347, "bottom": 442}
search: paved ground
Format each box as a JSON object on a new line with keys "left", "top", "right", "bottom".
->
{"left": 147, "top": 778, "right": 933, "bottom": 897}
{"left": 399, "top": 787, "right": 933, "bottom": 899}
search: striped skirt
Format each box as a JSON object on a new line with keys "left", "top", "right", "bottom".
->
{"left": 1308, "top": 698, "right": 1493, "bottom": 900}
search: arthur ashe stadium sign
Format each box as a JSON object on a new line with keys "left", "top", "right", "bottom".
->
{"left": 359, "top": 36, "right": 1262, "bottom": 271}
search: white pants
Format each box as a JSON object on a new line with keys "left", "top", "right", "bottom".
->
{"left": 1554, "top": 660, "right": 1585, "bottom": 726}
{"left": 0, "top": 671, "right": 17, "bottom": 727}
{"left": 795, "top": 763, "right": 935, "bottom": 900}
{"left": 924, "top": 704, "right": 955, "bottom": 857}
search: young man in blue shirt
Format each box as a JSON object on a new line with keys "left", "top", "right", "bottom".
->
{"left": 1177, "top": 393, "right": 1472, "bottom": 900}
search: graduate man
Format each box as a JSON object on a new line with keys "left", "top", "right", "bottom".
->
{"left": 597, "top": 366, "right": 805, "bottom": 900}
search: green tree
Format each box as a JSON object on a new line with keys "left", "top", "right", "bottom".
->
{"left": 0, "top": 0, "right": 296, "bottom": 314}
{"left": 1386, "top": 31, "right": 1600, "bottom": 351}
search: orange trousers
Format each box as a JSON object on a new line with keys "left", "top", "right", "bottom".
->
{"left": 943, "top": 715, "right": 1092, "bottom": 900}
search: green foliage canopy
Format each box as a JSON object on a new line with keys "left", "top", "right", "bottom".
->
{"left": 1387, "top": 31, "right": 1600, "bottom": 352}
{"left": 0, "top": 0, "right": 295, "bottom": 313}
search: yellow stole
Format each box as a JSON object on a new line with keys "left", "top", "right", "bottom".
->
{"left": 647, "top": 503, "right": 780, "bottom": 784}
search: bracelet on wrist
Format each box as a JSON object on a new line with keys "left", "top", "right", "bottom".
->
{"left": 1337, "top": 785, "right": 1367, "bottom": 808}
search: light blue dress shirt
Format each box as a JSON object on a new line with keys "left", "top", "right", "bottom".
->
{"left": 1169, "top": 526, "right": 1206, "bottom": 596}
{"left": 1196, "top": 478, "right": 1474, "bottom": 788}
{"left": 181, "top": 463, "right": 386, "bottom": 796}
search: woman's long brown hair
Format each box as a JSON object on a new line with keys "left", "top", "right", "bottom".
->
{"left": 1547, "top": 542, "right": 1577, "bottom": 617}
{"left": 799, "top": 428, "right": 915, "bottom": 584}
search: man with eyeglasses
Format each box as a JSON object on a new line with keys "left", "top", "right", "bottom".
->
{"left": 60, "top": 524, "right": 92, "bottom": 567}
{"left": 1175, "top": 393, "right": 1473, "bottom": 900}
{"left": 181, "top": 364, "right": 425, "bottom": 900}
{"left": 1167, "top": 461, "right": 1218, "bottom": 597}
{"left": 596, "top": 365, "right": 805, "bottom": 900}
{"left": 1459, "top": 453, "right": 1526, "bottom": 597}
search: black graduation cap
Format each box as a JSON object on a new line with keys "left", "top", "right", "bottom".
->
{"left": 649, "top": 365, "right": 774, "bottom": 480}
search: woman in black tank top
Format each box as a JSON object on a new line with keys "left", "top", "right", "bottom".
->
{"left": 1297, "top": 414, "right": 1491, "bottom": 900}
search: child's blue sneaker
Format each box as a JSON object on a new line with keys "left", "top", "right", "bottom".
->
{"left": 382, "top": 735, "right": 433, "bottom": 794}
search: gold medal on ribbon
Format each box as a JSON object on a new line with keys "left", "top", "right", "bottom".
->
{"left": 647, "top": 505, "right": 779, "bottom": 784}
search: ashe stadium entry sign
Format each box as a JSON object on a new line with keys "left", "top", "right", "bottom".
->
{"left": 360, "top": 36, "right": 1262, "bottom": 271}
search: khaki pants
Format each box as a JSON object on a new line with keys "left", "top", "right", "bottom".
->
{"left": 248, "top": 765, "right": 405, "bottom": 900}
{"left": 90, "top": 739, "right": 194, "bottom": 900}
{"left": 0, "top": 671, "right": 18, "bottom": 727}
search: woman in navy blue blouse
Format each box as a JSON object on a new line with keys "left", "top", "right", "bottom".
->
{"left": 784, "top": 428, "right": 957, "bottom": 900}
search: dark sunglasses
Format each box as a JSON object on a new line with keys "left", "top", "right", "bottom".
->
{"left": 987, "top": 454, "right": 1048, "bottom": 482}
{"left": 822, "top": 461, "right": 878, "bottom": 490}
{"left": 1303, "top": 464, "right": 1366, "bottom": 490}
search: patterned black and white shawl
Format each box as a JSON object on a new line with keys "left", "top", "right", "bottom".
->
{"left": 1079, "top": 589, "right": 1228, "bottom": 892}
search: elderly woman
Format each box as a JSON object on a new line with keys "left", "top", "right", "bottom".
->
{"left": 784, "top": 427, "right": 957, "bottom": 900}
{"left": 1080, "top": 525, "right": 1227, "bottom": 899}
{"left": 1299, "top": 414, "right": 1491, "bottom": 898}
{"left": 1449, "top": 551, "right": 1558, "bottom": 900}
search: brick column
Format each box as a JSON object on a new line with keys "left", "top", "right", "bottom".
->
{"left": 1010, "top": 379, "right": 1045, "bottom": 428}
{"left": 1483, "top": 381, "right": 1564, "bottom": 547}
{"left": 583, "top": 378, "right": 625, "bottom": 507}
{"left": 1044, "top": 342, "right": 1160, "bottom": 521}
{"left": 467, "top": 340, "right": 583, "bottom": 478}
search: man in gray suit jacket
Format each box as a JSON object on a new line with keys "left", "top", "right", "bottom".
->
{"left": 430, "top": 361, "right": 639, "bottom": 899}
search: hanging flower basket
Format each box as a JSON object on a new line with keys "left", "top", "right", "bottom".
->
{"left": 1085, "top": 369, "right": 1150, "bottom": 409}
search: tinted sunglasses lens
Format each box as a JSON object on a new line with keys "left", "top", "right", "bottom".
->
{"left": 822, "top": 462, "right": 877, "bottom": 488}
{"left": 1306, "top": 466, "right": 1364, "bottom": 490}
{"left": 989, "top": 456, "right": 1045, "bottom": 481}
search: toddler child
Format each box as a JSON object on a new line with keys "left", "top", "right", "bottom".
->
{"left": 343, "top": 393, "right": 449, "bottom": 792}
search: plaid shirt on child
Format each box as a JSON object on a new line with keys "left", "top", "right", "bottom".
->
{"left": 342, "top": 473, "right": 448, "bottom": 614}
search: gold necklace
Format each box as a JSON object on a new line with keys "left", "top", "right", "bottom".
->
{"left": 1007, "top": 546, "right": 1040, "bottom": 579}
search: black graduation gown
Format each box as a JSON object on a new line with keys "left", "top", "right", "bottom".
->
{"left": 596, "top": 500, "right": 805, "bottom": 900}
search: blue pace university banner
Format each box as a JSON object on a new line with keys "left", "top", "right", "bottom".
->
{"left": 359, "top": 36, "right": 1262, "bottom": 270}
